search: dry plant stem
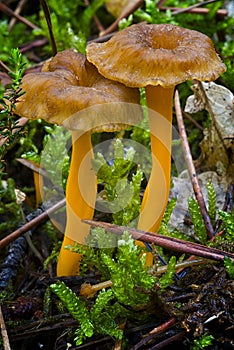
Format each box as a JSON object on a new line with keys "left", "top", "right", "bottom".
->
{"left": 84, "top": 0, "right": 104, "bottom": 33}
{"left": 16, "top": 158, "right": 47, "bottom": 177}
{"left": 160, "top": 0, "right": 226, "bottom": 15}
{"left": 138, "top": 86, "right": 174, "bottom": 233}
{"left": 8, "top": 0, "right": 28, "bottom": 31}
{"left": 80, "top": 280, "right": 113, "bottom": 298}
{"left": 183, "top": 111, "right": 203, "bottom": 131}
{"left": 83, "top": 220, "right": 234, "bottom": 262}
{"left": 161, "top": 6, "right": 227, "bottom": 16}
{"left": 0, "top": 2, "right": 39, "bottom": 30}
{"left": 0, "top": 198, "right": 66, "bottom": 249}
{"left": 149, "top": 317, "right": 177, "bottom": 335}
{"left": 149, "top": 331, "right": 186, "bottom": 350}
{"left": 100, "top": 0, "right": 144, "bottom": 36}
{"left": 56, "top": 131, "right": 97, "bottom": 276}
{"left": 0, "top": 60, "right": 11, "bottom": 74}
{"left": 157, "top": 0, "right": 167, "bottom": 7}
{"left": 20, "top": 38, "right": 49, "bottom": 53}
{"left": 0, "top": 305, "right": 11, "bottom": 350}
{"left": 131, "top": 317, "right": 177, "bottom": 350}
{"left": 39, "top": 0, "right": 57, "bottom": 56}
{"left": 174, "top": 90, "right": 214, "bottom": 239}
{"left": 173, "top": 0, "right": 225, "bottom": 15}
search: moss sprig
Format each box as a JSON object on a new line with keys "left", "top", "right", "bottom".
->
{"left": 159, "top": 255, "right": 177, "bottom": 291}
{"left": 188, "top": 197, "right": 207, "bottom": 244}
{"left": 206, "top": 181, "right": 217, "bottom": 226}
{"left": 218, "top": 210, "right": 234, "bottom": 243}
{"left": 50, "top": 280, "right": 94, "bottom": 345}
{"left": 92, "top": 138, "right": 143, "bottom": 226}
{"left": 50, "top": 280, "right": 123, "bottom": 345}
{"left": 0, "top": 48, "right": 26, "bottom": 176}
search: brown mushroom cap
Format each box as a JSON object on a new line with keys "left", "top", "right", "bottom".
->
{"left": 15, "top": 49, "right": 142, "bottom": 132}
{"left": 86, "top": 23, "right": 226, "bottom": 88}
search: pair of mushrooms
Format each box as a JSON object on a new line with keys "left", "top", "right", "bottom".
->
{"left": 15, "top": 23, "right": 226, "bottom": 276}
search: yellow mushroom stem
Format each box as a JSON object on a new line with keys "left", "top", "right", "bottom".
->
{"left": 57, "top": 131, "right": 97, "bottom": 276}
{"left": 136, "top": 85, "right": 174, "bottom": 264}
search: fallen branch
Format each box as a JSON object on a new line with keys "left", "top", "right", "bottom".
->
{"left": 83, "top": 219, "right": 234, "bottom": 262}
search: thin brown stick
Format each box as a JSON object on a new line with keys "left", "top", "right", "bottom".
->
{"left": 161, "top": 6, "right": 227, "bottom": 16}
{"left": 149, "top": 317, "right": 177, "bottom": 335}
{"left": 0, "top": 60, "right": 11, "bottom": 74}
{"left": 100, "top": 0, "right": 144, "bottom": 36}
{"left": 157, "top": 0, "right": 167, "bottom": 8}
{"left": 16, "top": 158, "right": 47, "bottom": 176}
{"left": 182, "top": 111, "right": 203, "bottom": 131}
{"left": 174, "top": 89, "right": 214, "bottom": 239}
{"left": 20, "top": 38, "right": 49, "bottom": 53}
{"left": 131, "top": 317, "right": 177, "bottom": 350}
{"left": 8, "top": 0, "right": 28, "bottom": 31}
{"left": 84, "top": 0, "right": 104, "bottom": 33}
{"left": 168, "top": 0, "right": 225, "bottom": 15}
{"left": 149, "top": 331, "right": 186, "bottom": 349}
{"left": 83, "top": 220, "right": 234, "bottom": 262}
{"left": 38, "top": 0, "right": 57, "bottom": 56}
{"left": 0, "top": 305, "right": 11, "bottom": 350}
{"left": 0, "top": 2, "right": 39, "bottom": 30}
{"left": 0, "top": 198, "right": 66, "bottom": 249}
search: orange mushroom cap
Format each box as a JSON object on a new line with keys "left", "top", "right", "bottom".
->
{"left": 15, "top": 49, "right": 142, "bottom": 132}
{"left": 86, "top": 23, "right": 226, "bottom": 88}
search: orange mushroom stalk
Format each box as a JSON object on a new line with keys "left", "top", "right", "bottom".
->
{"left": 15, "top": 49, "right": 142, "bottom": 276}
{"left": 87, "top": 23, "right": 226, "bottom": 238}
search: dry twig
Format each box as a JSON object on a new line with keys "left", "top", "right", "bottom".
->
{"left": 8, "top": 0, "right": 28, "bottom": 31}
{"left": 83, "top": 219, "right": 234, "bottom": 262}
{"left": 131, "top": 317, "right": 177, "bottom": 350}
{"left": 174, "top": 89, "right": 214, "bottom": 239}
{"left": 0, "top": 2, "right": 39, "bottom": 30}
{"left": 0, "top": 198, "right": 66, "bottom": 248}
{"left": 160, "top": 0, "right": 227, "bottom": 16}
{"left": 100, "top": 0, "right": 144, "bottom": 36}
{"left": 0, "top": 305, "right": 11, "bottom": 350}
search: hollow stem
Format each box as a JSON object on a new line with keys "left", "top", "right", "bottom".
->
{"left": 137, "top": 85, "right": 174, "bottom": 234}
{"left": 57, "top": 131, "right": 97, "bottom": 276}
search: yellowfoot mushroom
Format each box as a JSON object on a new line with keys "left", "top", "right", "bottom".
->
{"left": 15, "top": 49, "right": 142, "bottom": 276}
{"left": 87, "top": 23, "right": 226, "bottom": 244}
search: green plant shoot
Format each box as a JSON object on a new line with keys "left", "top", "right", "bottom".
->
{"left": 188, "top": 197, "right": 207, "bottom": 244}
{"left": 0, "top": 48, "right": 26, "bottom": 176}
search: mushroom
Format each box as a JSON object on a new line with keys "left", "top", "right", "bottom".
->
{"left": 86, "top": 22, "right": 226, "bottom": 240}
{"left": 15, "top": 49, "right": 142, "bottom": 276}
